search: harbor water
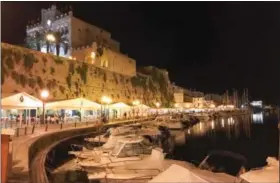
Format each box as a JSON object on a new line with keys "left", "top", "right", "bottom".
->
{"left": 49, "top": 112, "right": 279, "bottom": 183}
{"left": 174, "top": 112, "right": 279, "bottom": 169}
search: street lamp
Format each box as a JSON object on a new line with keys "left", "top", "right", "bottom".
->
{"left": 46, "top": 34, "right": 56, "bottom": 42}
{"left": 132, "top": 100, "right": 141, "bottom": 118}
{"left": 40, "top": 89, "right": 49, "bottom": 125}
{"left": 155, "top": 102, "right": 161, "bottom": 116}
{"left": 101, "top": 96, "right": 112, "bottom": 122}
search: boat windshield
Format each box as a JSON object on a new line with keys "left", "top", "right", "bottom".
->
{"left": 111, "top": 141, "right": 124, "bottom": 156}
{"left": 103, "top": 129, "right": 111, "bottom": 138}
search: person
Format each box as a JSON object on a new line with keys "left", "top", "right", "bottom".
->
{"left": 124, "top": 112, "right": 127, "bottom": 119}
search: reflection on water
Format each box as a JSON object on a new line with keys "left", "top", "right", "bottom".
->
{"left": 174, "top": 113, "right": 279, "bottom": 169}
{"left": 252, "top": 112, "right": 263, "bottom": 124}
{"left": 187, "top": 115, "right": 251, "bottom": 139}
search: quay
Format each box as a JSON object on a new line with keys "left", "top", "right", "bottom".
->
{"left": 5, "top": 118, "right": 154, "bottom": 183}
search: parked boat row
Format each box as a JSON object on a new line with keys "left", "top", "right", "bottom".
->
{"left": 63, "top": 111, "right": 278, "bottom": 183}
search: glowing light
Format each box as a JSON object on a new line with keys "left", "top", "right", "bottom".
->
{"left": 47, "top": 20, "right": 51, "bottom": 26}
{"left": 155, "top": 102, "right": 161, "bottom": 108}
{"left": 188, "top": 129, "right": 191, "bottom": 134}
{"left": 221, "top": 119, "right": 225, "bottom": 128}
{"left": 174, "top": 103, "right": 179, "bottom": 108}
{"left": 46, "top": 34, "right": 55, "bottom": 42}
{"left": 132, "top": 100, "right": 140, "bottom": 106}
{"left": 91, "top": 52, "right": 96, "bottom": 59}
{"left": 211, "top": 120, "right": 215, "bottom": 129}
{"left": 199, "top": 123, "right": 203, "bottom": 131}
{"left": 40, "top": 89, "right": 49, "bottom": 99}
{"left": 252, "top": 113, "right": 263, "bottom": 123}
{"left": 101, "top": 96, "right": 112, "bottom": 104}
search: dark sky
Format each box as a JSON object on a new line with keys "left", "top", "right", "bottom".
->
{"left": 2, "top": 2, "right": 280, "bottom": 105}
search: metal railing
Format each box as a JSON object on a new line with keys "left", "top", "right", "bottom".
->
{"left": 7, "top": 117, "right": 155, "bottom": 137}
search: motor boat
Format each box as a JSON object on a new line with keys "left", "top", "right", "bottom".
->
{"left": 189, "top": 113, "right": 210, "bottom": 122}
{"left": 148, "top": 150, "right": 248, "bottom": 183}
{"left": 77, "top": 137, "right": 156, "bottom": 172}
{"left": 85, "top": 124, "right": 143, "bottom": 144}
{"left": 86, "top": 148, "right": 166, "bottom": 181}
{"left": 69, "top": 134, "right": 155, "bottom": 160}
{"left": 237, "top": 157, "right": 279, "bottom": 183}
{"left": 154, "top": 115, "right": 191, "bottom": 130}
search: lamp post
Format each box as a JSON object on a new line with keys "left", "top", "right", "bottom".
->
{"left": 99, "top": 96, "right": 112, "bottom": 146}
{"left": 40, "top": 89, "right": 49, "bottom": 125}
{"left": 101, "top": 96, "right": 112, "bottom": 122}
{"left": 132, "top": 100, "right": 140, "bottom": 119}
{"left": 174, "top": 103, "right": 179, "bottom": 113}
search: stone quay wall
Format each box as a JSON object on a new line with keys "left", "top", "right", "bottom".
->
{"left": 1, "top": 43, "right": 174, "bottom": 107}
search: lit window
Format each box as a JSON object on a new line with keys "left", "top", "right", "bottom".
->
{"left": 47, "top": 20, "right": 51, "bottom": 26}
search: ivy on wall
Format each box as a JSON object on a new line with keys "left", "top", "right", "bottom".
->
{"left": 1, "top": 43, "right": 174, "bottom": 106}
{"left": 50, "top": 67, "right": 55, "bottom": 75}
{"left": 75, "top": 63, "right": 88, "bottom": 84}
{"left": 23, "top": 52, "right": 38, "bottom": 70}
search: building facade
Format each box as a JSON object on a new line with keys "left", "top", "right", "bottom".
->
{"left": 25, "top": 5, "right": 136, "bottom": 76}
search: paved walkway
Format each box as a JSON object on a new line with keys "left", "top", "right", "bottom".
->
{"left": 7, "top": 118, "right": 152, "bottom": 183}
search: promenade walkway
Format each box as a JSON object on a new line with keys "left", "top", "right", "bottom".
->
{"left": 7, "top": 118, "right": 152, "bottom": 183}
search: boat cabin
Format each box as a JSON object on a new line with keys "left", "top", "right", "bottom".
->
{"left": 110, "top": 137, "right": 153, "bottom": 158}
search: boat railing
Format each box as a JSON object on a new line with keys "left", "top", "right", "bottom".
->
{"left": 107, "top": 167, "right": 161, "bottom": 176}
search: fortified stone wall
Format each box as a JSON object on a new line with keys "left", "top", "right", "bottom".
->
{"left": 72, "top": 42, "right": 136, "bottom": 77}
{"left": 1, "top": 43, "right": 174, "bottom": 107}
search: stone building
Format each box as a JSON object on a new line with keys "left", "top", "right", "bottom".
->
{"left": 72, "top": 42, "right": 136, "bottom": 77}
{"left": 25, "top": 5, "right": 136, "bottom": 76}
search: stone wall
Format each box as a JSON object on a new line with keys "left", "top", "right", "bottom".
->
{"left": 72, "top": 42, "right": 136, "bottom": 77}
{"left": 1, "top": 43, "right": 174, "bottom": 107}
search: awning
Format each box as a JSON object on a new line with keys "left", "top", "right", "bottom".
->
{"left": 109, "top": 102, "right": 131, "bottom": 109}
{"left": 1, "top": 92, "right": 43, "bottom": 109}
{"left": 46, "top": 98, "right": 101, "bottom": 109}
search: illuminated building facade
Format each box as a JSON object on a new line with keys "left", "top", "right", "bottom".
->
{"left": 25, "top": 5, "right": 136, "bottom": 76}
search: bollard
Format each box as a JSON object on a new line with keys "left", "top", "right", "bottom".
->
{"left": 74, "top": 122, "right": 77, "bottom": 128}
{"left": 45, "top": 124, "right": 48, "bottom": 132}
{"left": 86, "top": 121, "right": 88, "bottom": 126}
{"left": 60, "top": 123, "right": 63, "bottom": 129}
{"left": 24, "top": 126, "right": 27, "bottom": 135}
{"left": 31, "top": 125, "right": 35, "bottom": 134}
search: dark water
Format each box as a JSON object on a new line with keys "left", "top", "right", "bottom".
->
{"left": 174, "top": 112, "right": 279, "bottom": 169}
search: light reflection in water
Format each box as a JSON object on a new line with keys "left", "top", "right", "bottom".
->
{"left": 186, "top": 115, "right": 251, "bottom": 139}
{"left": 252, "top": 113, "right": 263, "bottom": 124}
{"left": 221, "top": 119, "right": 225, "bottom": 128}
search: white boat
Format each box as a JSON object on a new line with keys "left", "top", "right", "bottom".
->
{"left": 78, "top": 137, "right": 155, "bottom": 171}
{"left": 85, "top": 124, "right": 142, "bottom": 143}
{"left": 238, "top": 157, "right": 279, "bottom": 183}
{"left": 69, "top": 134, "right": 146, "bottom": 159}
{"left": 154, "top": 115, "right": 188, "bottom": 130}
{"left": 87, "top": 148, "right": 166, "bottom": 181}
{"left": 148, "top": 163, "right": 237, "bottom": 183}
{"left": 190, "top": 113, "right": 210, "bottom": 121}
{"left": 148, "top": 150, "right": 248, "bottom": 183}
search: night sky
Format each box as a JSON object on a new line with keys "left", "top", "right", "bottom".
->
{"left": 2, "top": 2, "right": 280, "bottom": 105}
